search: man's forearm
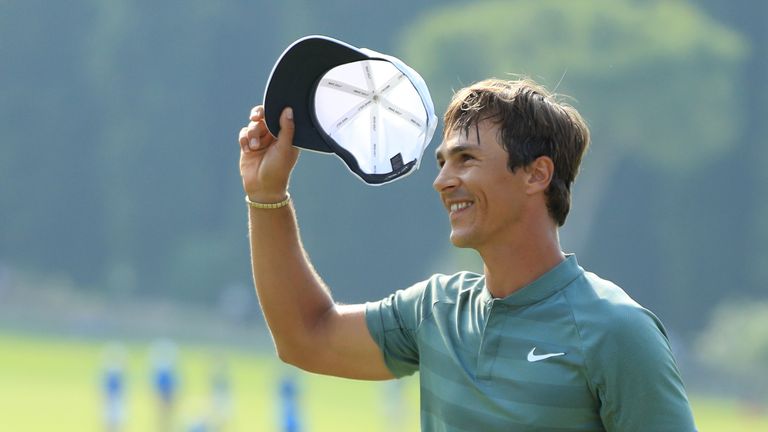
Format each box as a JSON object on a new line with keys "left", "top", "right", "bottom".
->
{"left": 248, "top": 203, "right": 335, "bottom": 362}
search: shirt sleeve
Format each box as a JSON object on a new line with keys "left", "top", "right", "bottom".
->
{"left": 589, "top": 306, "right": 697, "bottom": 432}
{"left": 365, "top": 280, "right": 430, "bottom": 378}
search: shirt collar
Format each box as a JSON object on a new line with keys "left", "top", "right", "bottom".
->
{"left": 479, "top": 254, "right": 583, "bottom": 306}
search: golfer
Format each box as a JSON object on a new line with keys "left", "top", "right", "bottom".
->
{"left": 238, "top": 78, "right": 697, "bottom": 431}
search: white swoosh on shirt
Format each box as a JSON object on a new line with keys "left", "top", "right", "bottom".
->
{"left": 527, "top": 347, "right": 566, "bottom": 362}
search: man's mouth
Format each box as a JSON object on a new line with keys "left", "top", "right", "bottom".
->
{"left": 449, "top": 201, "right": 474, "bottom": 214}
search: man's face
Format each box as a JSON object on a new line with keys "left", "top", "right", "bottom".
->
{"left": 433, "top": 121, "right": 529, "bottom": 249}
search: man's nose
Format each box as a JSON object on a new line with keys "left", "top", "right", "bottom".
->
{"left": 433, "top": 164, "right": 458, "bottom": 192}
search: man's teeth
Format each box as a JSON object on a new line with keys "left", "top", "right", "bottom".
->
{"left": 450, "top": 202, "right": 473, "bottom": 212}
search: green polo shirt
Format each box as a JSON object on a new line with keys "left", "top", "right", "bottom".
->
{"left": 365, "top": 255, "right": 696, "bottom": 431}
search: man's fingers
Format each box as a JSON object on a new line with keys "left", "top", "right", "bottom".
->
{"left": 246, "top": 120, "right": 272, "bottom": 139}
{"left": 240, "top": 105, "right": 283, "bottom": 154}
{"left": 249, "top": 105, "right": 263, "bottom": 122}
{"left": 239, "top": 127, "right": 251, "bottom": 153}
{"left": 240, "top": 125, "right": 265, "bottom": 152}
{"left": 242, "top": 120, "right": 275, "bottom": 151}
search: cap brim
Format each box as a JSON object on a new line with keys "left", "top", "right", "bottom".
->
{"left": 264, "top": 36, "right": 368, "bottom": 153}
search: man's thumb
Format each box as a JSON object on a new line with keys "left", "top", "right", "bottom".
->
{"left": 276, "top": 107, "right": 295, "bottom": 148}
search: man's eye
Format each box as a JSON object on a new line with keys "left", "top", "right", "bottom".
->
{"left": 461, "top": 154, "right": 474, "bottom": 162}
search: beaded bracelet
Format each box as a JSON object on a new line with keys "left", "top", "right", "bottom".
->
{"left": 245, "top": 192, "right": 291, "bottom": 209}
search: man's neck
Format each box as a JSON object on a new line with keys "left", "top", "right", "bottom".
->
{"left": 480, "top": 225, "right": 565, "bottom": 299}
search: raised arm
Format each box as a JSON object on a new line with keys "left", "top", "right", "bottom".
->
{"left": 238, "top": 105, "right": 393, "bottom": 380}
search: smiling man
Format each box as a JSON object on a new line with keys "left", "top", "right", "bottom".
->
{"left": 238, "top": 78, "right": 697, "bottom": 431}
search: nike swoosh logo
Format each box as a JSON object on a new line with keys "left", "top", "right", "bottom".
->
{"left": 527, "top": 347, "right": 566, "bottom": 362}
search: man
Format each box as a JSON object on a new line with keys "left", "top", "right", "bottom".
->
{"left": 237, "top": 78, "right": 697, "bottom": 431}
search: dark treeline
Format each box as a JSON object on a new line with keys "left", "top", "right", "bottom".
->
{"left": 1, "top": 0, "right": 765, "bottom": 336}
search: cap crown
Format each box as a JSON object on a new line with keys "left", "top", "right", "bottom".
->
{"left": 264, "top": 35, "right": 437, "bottom": 185}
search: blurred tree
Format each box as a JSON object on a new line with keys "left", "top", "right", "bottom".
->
{"left": 0, "top": 0, "right": 286, "bottom": 300}
{"left": 397, "top": 0, "right": 748, "bottom": 332}
{"left": 692, "top": 0, "right": 768, "bottom": 301}
{"left": 84, "top": 0, "right": 251, "bottom": 300}
{"left": 0, "top": 0, "right": 107, "bottom": 285}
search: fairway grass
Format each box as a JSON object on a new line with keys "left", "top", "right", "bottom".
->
{"left": 0, "top": 332, "right": 419, "bottom": 432}
{"left": 0, "top": 332, "right": 764, "bottom": 431}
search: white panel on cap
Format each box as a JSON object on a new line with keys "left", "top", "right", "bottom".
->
{"left": 314, "top": 60, "right": 429, "bottom": 175}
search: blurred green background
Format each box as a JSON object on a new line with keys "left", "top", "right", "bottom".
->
{"left": 1, "top": 0, "right": 766, "bottom": 430}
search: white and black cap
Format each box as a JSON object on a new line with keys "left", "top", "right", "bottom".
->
{"left": 264, "top": 35, "right": 438, "bottom": 185}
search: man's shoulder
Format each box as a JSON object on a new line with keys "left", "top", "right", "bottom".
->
{"left": 565, "top": 274, "right": 695, "bottom": 430}
{"left": 567, "top": 270, "right": 641, "bottom": 312}
{"left": 372, "top": 271, "right": 485, "bottom": 328}
{"left": 422, "top": 271, "right": 485, "bottom": 302}
{"left": 388, "top": 271, "right": 484, "bottom": 307}
{"left": 565, "top": 270, "right": 666, "bottom": 339}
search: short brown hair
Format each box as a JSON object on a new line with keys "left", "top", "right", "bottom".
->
{"left": 444, "top": 78, "right": 590, "bottom": 226}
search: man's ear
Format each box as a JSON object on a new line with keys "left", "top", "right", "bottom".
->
{"left": 525, "top": 156, "right": 554, "bottom": 194}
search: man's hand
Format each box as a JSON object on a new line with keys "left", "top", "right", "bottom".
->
{"left": 238, "top": 106, "right": 300, "bottom": 202}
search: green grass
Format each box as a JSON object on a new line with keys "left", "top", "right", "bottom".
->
{"left": 0, "top": 332, "right": 765, "bottom": 431}
{"left": 689, "top": 396, "right": 768, "bottom": 431}
{"left": 0, "top": 332, "right": 419, "bottom": 431}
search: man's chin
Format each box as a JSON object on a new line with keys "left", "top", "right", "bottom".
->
{"left": 449, "top": 231, "right": 473, "bottom": 249}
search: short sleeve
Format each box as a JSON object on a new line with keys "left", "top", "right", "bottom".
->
{"left": 590, "top": 307, "right": 697, "bottom": 431}
{"left": 365, "top": 280, "right": 430, "bottom": 378}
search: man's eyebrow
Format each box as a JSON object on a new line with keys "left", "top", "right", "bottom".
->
{"left": 435, "top": 144, "right": 475, "bottom": 160}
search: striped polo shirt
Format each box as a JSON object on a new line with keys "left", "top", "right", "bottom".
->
{"left": 365, "top": 255, "right": 696, "bottom": 431}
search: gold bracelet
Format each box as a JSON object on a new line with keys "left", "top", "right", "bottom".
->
{"left": 245, "top": 192, "right": 291, "bottom": 209}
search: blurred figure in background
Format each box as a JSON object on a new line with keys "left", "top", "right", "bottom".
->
{"left": 279, "top": 374, "right": 301, "bottom": 432}
{"left": 150, "top": 339, "right": 179, "bottom": 432}
{"left": 101, "top": 343, "right": 127, "bottom": 432}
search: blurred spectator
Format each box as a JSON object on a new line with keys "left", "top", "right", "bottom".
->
{"left": 102, "top": 343, "right": 127, "bottom": 432}
{"left": 150, "top": 339, "right": 179, "bottom": 432}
